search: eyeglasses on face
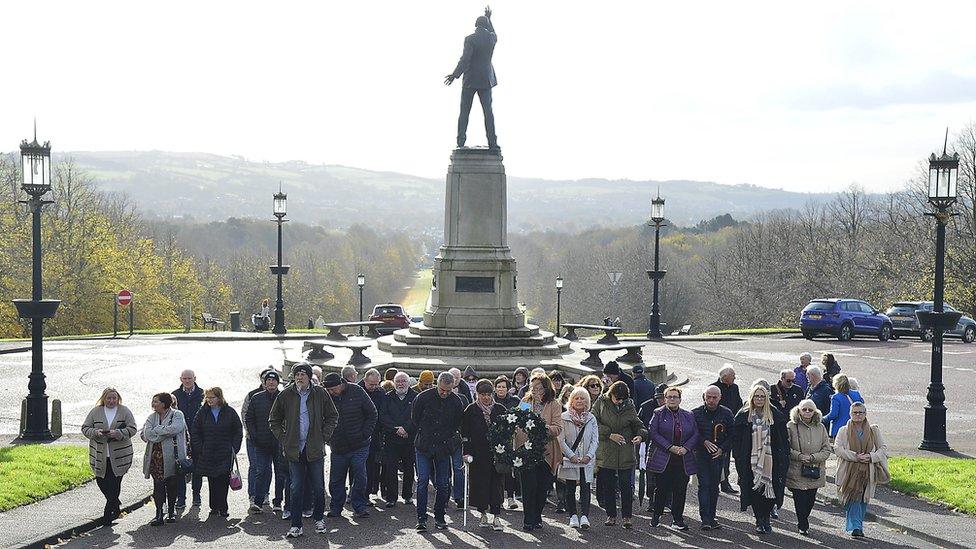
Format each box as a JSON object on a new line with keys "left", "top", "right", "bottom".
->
{"left": 587, "top": 384, "right": 600, "bottom": 389}
{"left": 665, "top": 395, "right": 680, "bottom": 400}
{"left": 851, "top": 411, "right": 866, "bottom": 415}
{"left": 800, "top": 408, "right": 815, "bottom": 412}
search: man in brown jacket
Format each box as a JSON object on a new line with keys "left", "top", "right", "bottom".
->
{"left": 270, "top": 363, "right": 339, "bottom": 538}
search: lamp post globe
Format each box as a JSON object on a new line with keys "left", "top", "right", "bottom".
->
{"left": 647, "top": 192, "right": 667, "bottom": 339}
{"left": 270, "top": 185, "right": 290, "bottom": 335}
{"left": 357, "top": 274, "right": 366, "bottom": 335}
{"left": 14, "top": 127, "right": 60, "bottom": 441}
{"left": 919, "top": 141, "right": 959, "bottom": 452}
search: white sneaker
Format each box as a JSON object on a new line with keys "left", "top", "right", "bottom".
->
{"left": 492, "top": 515, "right": 503, "bottom": 531}
{"left": 506, "top": 497, "right": 517, "bottom": 510}
{"left": 479, "top": 513, "right": 491, "bottom": 528}
{"left": 281, "top": 510, "right": 291, "bottom": 520}
{"left": 302, "top": 509, "right": 313, "bottom": 518}
{"left": 315, "top": 519, "right": 327, "bottom": 533}
{"left": 286, "top": 526, "right": 303, "bottom": 538}
{"left": 569, "top": 515, "right": 580, "bottom": 528}
{"left": 580, "top": 515, "right": 590, "bottom": 529}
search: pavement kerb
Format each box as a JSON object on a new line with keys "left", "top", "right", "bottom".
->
{"left": 815, "top": 477, "right": 972, "bottom": 549}
{"left": 21, "top": 492, "right": 153, "bottom": 549}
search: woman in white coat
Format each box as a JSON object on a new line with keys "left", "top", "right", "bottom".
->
{"left": 141, "top": 392, "right": 188, "bottom": 526}
{"left": 558, "top": 387, "right": 600, "bottom": 529}
{"left": 81, "top": 387, "right": 137, "bottom": 524}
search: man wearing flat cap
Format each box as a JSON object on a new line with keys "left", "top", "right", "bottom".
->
{"left": 270, "top": 363, "right": 339, "bottom": 538}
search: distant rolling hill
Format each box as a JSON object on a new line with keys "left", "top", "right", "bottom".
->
{"left": 54, "top": 151, "right": 835, "bottom": 231}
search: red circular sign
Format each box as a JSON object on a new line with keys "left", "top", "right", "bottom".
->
{"left": 117, "top": 289, "right": 132, "bottom": 306}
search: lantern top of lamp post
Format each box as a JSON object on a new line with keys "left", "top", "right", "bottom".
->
{"left": 357, "top": 273, "right": 366, "bottom": 287}
{"left": 555, "top": 276, "right": 563, "bottom": 289}
{"left": 20, "top": 121, "right": 51, "bottom": 155}
{"left": 928, "top": 151, "right": 960, "bottom": 165}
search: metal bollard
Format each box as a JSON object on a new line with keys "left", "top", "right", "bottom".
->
{"left": 50, "top": 399, "right": 62, "bottom": 438}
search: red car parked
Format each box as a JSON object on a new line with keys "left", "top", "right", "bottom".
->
{"left": 369, "top": 303, "right": 411, "bottom": 335}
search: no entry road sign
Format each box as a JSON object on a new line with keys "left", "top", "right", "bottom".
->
{"left": 117, "top": 289, "right": 132, "bottom": 306}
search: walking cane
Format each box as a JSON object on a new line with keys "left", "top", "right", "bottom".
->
{"left": 463, "top": 455, "right": 473, "bottom": 528}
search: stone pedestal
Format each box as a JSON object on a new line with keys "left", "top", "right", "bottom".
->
{"left": 424, "top": 148, "right": 525, "bottom": 330}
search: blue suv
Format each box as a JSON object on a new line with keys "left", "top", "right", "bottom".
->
{"left": 800, "top": 298, "right": 893, "bottom": 341}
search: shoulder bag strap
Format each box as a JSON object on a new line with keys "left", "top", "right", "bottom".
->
{"left": 570, "top": 421, "right": 587, "bottom": 452}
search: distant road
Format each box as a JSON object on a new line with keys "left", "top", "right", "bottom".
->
{"left": 399, "top": 269, "right": 432, "bottom": 317}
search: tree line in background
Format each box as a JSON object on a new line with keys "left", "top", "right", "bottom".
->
{"left": 0, "top": 157, "right": 419, "bottom": 338}
{"left": 513, "top": 123, "right": 976, "bottom": 334}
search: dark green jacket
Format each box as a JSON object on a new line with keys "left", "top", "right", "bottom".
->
{"left": 592, "top": 394, "right": 648, "bottom": 470}
{"left": 270, "top": 383, "right": 339, "bottom": 462}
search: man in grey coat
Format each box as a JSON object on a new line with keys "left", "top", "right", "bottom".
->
{"left": 445, "top": 7, "right": 498, "bottom": 149}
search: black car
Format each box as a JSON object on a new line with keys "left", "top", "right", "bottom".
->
{"left": 885, "top": 301, "right": 976, "bottom": 343}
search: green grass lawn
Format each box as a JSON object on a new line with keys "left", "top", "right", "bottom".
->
{"left": 0, "top": 445, "right": 93, "bottom": 511}
{"left": 400, "top": 269, "right": 433, "bottom": 317}
{"left": 702, "top": 327, "right": 801, "bottom": 335}
{"left": 0, "top": 328, "right": 209, "bottom": 343}
{"left": 888, "top": 456, "right": 976, "bottom": 515}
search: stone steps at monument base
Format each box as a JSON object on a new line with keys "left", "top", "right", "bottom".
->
{"left": 393, "top": 330, "right": 554, "bottom": 347}
{"left": 407, "top": 323, "right": 541, "bottom": 339}
{"left": 377, "top": 337, "right": 571, "bottom": 357}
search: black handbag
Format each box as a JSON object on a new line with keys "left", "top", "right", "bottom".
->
{"left": 800, "top": 464, "right": 821, "bottom": 479}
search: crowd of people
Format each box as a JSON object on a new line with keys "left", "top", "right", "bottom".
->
{"left": 79, "top": 351, "right": 887, "bottom": 539}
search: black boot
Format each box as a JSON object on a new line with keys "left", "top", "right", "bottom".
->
{"left": 151, "top": 507, "right": 165, "bottom": 526}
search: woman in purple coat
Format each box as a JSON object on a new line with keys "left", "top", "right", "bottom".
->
{"left": 646, "top": 386, "right": 701, "bottom": 530}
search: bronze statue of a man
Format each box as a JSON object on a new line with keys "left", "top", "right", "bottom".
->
{"left": 445, "top": 7, "right": 498, "bottom": 149}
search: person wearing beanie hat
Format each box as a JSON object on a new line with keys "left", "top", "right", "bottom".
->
{"left": 325, "top": 372, "right": 378, "bottom": 519}
{"left": 511, "top": 367, "right": 530, "bottom": 398}
{"left": 246, "top": 366, "right": 285, "bottom": 513}
{"left": 270, "top": 362, "right": 339, "bottom": 537}
{"left": 243, "top": 367, "right": 277, "bottom": 510}
{"left": 414, "top": 370, "right": 436, "bottom": 393}
{"left": 631, "top": 365, "right": 654, "bottom": 414}
{"left": 603, "top": 361, "right": 635, "bottom": 402}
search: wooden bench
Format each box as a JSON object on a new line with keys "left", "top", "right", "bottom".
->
{"left": 670, "top": 324, "right": 692, "bottom": 336}
{"left": 201, "top": 313, "right": 225, "bottom": 331}
{"left": 323, "top": 321, "right": 385, "bottom": 341}
{"left": 561, "top": 323, "right": 623, "bottom": 344}
{"left": 579, "top": 342, "right": 645, "bottom": 368}
{"left": 302, "top": 340, "right": 373, "bottom": 366}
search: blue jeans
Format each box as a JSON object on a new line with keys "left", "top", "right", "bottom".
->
{"left": 695, "top": 451, "right": 722, "bottom": 523}
{"left": 451, "top": 447, "right": 465, "bottom": 502}
{"left": 845, "top": 501, "right": 868, "bottom": 532}
{"left": 416, "top": 452, "right": 451, "bottom": 522}
{"left": 328, "top": 444, "right": 369, "bottom": 514}
{"left": 246, "top": 439, "right": 258, "bottom": 500}
{"left": 176, "top": 472, "right": 202, "bottom": 505}
{"left": 288, "top": 450, "right": 325, "bottom": 528}
{"left": 250, "top": 442, "right": 280, "bottom": 507}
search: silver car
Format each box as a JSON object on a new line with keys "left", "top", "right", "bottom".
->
{"left": 886, "top": 301, "right": 976, "bottom": 343}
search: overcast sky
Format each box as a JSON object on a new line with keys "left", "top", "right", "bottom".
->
{"left": 1, "top": 1, "right": 974, "bottom": 193}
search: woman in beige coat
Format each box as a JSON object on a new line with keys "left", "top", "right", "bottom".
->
{"left": 785, "top": 398, "right": 831, "bottom": 536}
{"left": 81, "top": 388, "right": 137, "bottom": 524}
{"left": 834, "top": 401, "right": 888, "bottom": 538}
{"left": 141, "top": 392, "right": 188, "bottom": 526}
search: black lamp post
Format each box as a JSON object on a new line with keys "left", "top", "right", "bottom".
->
{"left": 646, "top": 192, "right": 667, "bottom": 339}
{"left": 357, "top": 273, "right": 366, "bottom": 336}
{"left": 555, "top": 276, "right": 563, "bottom": 336}
{"left": 270, "top": 186, "right": 289, "bottom": 335}
{"left": 918, "top": 139, "right": 960, "bottom": 452}
{"left": 12, "top": 128, "right": 59, "bottom": 441}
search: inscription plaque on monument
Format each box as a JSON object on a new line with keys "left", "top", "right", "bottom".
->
{"left": 456, "top": 276, "right": 495, "bottom": 293}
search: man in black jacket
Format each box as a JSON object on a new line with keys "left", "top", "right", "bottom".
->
{"left": 411, "top": 372, "right": 464, "bottom": 531}
{"left": 770, "top": 369, "right": 804, "bottom": 416}
{"left": 379, "top": 372, "right": 417, "bottom": 507}
{"left": 244, "top": 370, "right": 282, "bottom": 513}
{"left": 173, "top": 369, "right": 204, "bottom": 509}
{"left": 692, "top": 386, "right": 735, "bottom": 530}
{"left": 242, "top": 368, "right": 273, "bottom": 510}
{"left": 710, "top": 364, "right": 743, "bottom": 494}
{"left": 603, "top": 361, "right": 635, "bottom": 399}
{"left": 324, "top": 373, "right": 377, "bottom": 519}
{"left": 358, "top": 369, "right": 387, "bottom": 504}
{"left": 445, "top": 7, "right": 498, "bottom": 149}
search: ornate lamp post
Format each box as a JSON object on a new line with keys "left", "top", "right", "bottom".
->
{"left": 555, "top": 276, "right": 563, "bottom": 336}
{"left": 646, "top": 192, "right": 667, "bottom": 339}
{"left": 357, "top": 273, "right": 366, "bottom": 336}
{"left": 918, "top": 140, "right": 960, "bottom": 452}
{"left": 12, "top": 128, "right": 59, "bottom": 440}
{"left": 270, "top": 186, "right": 289, "bottom": 335}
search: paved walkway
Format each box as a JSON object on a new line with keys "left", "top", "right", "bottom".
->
{"left": 31, "top": 451, "right": 974, "bottom": 549}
